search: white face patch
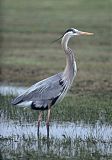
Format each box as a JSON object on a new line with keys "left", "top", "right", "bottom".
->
{"left": 73, "top": 28, "right": 79, "bottom": 32}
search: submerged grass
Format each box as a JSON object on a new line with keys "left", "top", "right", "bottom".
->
{"left": 0, "top": 132, "right": 112, "bottom": 160}
{"left": 0, "top": 92, "right": 112, "bottom": 124}
{"left": 0, "top": 93, "right": 112, "bottom": 159}
{"left": 0, "top": 0, "right": 112, "bottom": 159}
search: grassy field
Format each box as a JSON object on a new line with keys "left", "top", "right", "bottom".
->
{"left": 1, "top": 0, "right": 112, "bottom": 91}
{"left": 0, "top": 0, "right": 112, "bottom": 159}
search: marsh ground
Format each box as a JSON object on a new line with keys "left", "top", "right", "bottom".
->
{"left": 0, "top": 0, "right": 112, "bottom": 159}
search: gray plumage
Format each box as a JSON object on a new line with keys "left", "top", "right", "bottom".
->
{"left": 12, "top": 72, "right": 69, "bottom": 109}
{"left": 11, "top": 28, "right": 93, "bottom": 110}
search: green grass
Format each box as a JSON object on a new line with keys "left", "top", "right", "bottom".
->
{"left": 1, "top": 0, "right": 111, "bottom": 33}
{"left": 0, "top": 94, "right": 112, "bottom": 160}
{"left": 1, "top": 135, "right": 111, "bottom": 160}
{"left": 0, "top": 0, "right": 112, "bottom": 159}
{"left": 1, "top": 0, "right": 112, "bottom": 88}
{"left": 1, "top": 92, "right": 112, "bottom": 124}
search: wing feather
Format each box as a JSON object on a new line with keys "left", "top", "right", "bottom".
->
{"left": 11, "top": 72, "right": 68, "bottom": 105}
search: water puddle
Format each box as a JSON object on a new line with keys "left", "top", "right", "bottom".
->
{"left": 0, "top": 85, "right": 27, "bottom": 96}
{"left": 0, "top": 120, "right": 112, "bottom": 141}
{"left": 0, "top": 120, "right": 112, "bottom": 156}
{"left": 0, "top": 85, "right": 112, "bottom": 141}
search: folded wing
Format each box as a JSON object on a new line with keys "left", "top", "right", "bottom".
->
{"left": 11, "top": 72, "right": 67, "bottom": 106}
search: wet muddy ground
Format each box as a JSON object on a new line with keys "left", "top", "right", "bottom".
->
{"left": 0, "top": 86, "right": 112, "bottom": 159}
{"left": 0, "top": 0, "right": 112, "bottom": 159}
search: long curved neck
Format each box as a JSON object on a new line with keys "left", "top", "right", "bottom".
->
{"left": 61, "top": 34, "right": 70, "bottom": 51}
{"left": 61, "top": 34, "right": 77, "bottom": 81}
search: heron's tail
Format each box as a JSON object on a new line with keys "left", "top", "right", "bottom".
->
{"left": 11, "top": 94, "right": 24, "bottom": 105}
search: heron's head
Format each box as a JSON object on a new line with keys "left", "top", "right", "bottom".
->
{"left": 64, "top": 28, "right": 94, "bottom": 37}
{"left": 60, "top": 28, "right": 94, "bottom": 49}
{"left": 52, "top": 28, "right": 94, "bottom": 43}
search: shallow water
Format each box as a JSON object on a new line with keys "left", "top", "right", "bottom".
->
{"left": 0, "top": 85, "right": 112, "bottom": 159}
{"left": 0, "top": 120, "right": 112, "bottom": 141}
{"left": 0, "top": 85, "right": 27, "bottom": 96}
{"left": 0, "top": 119, "right": 112, "bottom": 157}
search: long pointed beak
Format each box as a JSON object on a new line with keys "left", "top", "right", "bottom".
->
{"left": 79, "top": 31, "right": 94, "bottom": 36}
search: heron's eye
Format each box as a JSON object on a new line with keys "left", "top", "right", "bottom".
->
{"left": 71, "top": 30, "right": 76, "bottom": 34}
{"left": 73, "top": 30, "right": 76, "bottom": 33}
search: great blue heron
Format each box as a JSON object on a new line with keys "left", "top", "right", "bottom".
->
{"left": 11, "top": 28, "right": 93, "bottom": 136}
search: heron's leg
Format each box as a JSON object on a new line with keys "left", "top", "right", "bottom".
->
{"left": 37, "top": 111, "right": 42, "bottom": 135}
{"left": 46, "top": 108, "right": 51, "bottom": 126}
{"left": 46, "top": 108, "right": 51, "bottom": 138}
